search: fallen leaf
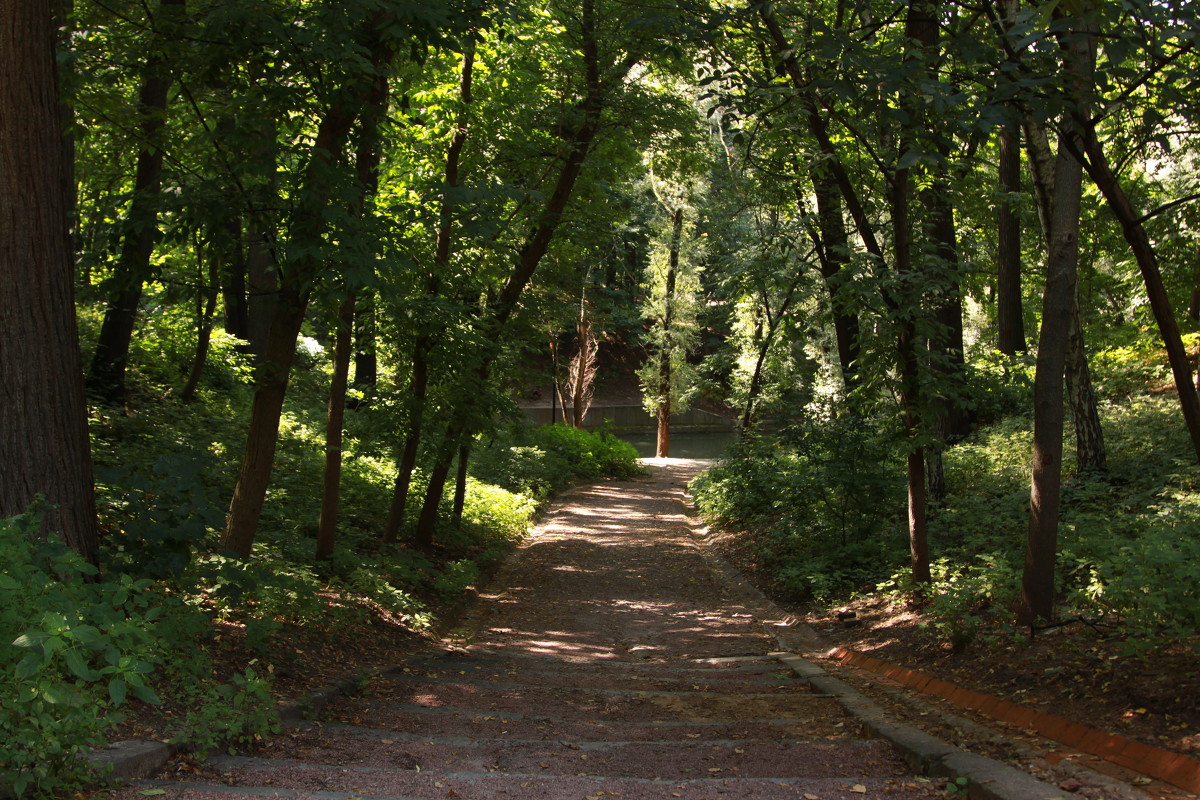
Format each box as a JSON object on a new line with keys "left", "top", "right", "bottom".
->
{"left": 851, "top": 784, "right": 867, "bottom": 793}
{"left": 804, "top": 794, "right": 821, "bottom": 799}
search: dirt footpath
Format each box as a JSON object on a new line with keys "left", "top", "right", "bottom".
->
{"left": 114, "top": 458, "right": 946, "bottom": 800}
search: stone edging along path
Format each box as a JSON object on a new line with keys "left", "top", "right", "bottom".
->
{"left": 828, "top": 647, "right": 1200, "bottom": 796}
{"left": 682, "top": 501, "right": 1193, "bottom": 800}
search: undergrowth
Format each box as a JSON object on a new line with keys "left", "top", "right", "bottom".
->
{"left": 692, "top": 342, "right": 1200, "bottom": 656}
{"left": 3, "top": 326, "right": 640, "bottom": 796}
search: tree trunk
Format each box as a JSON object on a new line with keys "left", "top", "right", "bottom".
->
{"left": 997, "top": 119, "right": 1026, "bottom": 355}
{"left": 180, "top": 244, "right": 221, "bottom": 403}
{"left": 0, "top": 1, "right": 98, "bottom": 562}
{"left": 86, "top": 0, "right": 186, "bottom": 407}
{"left": 221, "top": 218, "right": 250, "bottom": 343}
{"left": 316, "top": 292, "right": 355, "bottom": 560}
{"left": 1065, "top": 291, "right": 1106, "bottom": 473}
{"left": 352, "top": 289, "right": 377, "bottom": 395}
{"left": 655, "top": 208, "right": 683, "bottom": 458}
{"left": 1022, "top": 100, "right": 1108, "bottom": 476}
{"left": 452, "top": 444, "right": 470, "bottom": 526}
{"left": 1072, "top": 123, "right": 1200, "bottom": 463}
{"left": 1017, "top": 20, "right": 1091, "bottom": 626}
{"left": 811, "top": 170, "right": 860, "bottom": 388}
{"left": 414, "top": 4, "right": 623, "bottom": 542}
{"left": 221, "top": 92, "right": 372, "bottom": 558}
{"left": 245, "top": 223, "right": 278, "bottom": 359}
{"left": 382, "top": 341, "right": 428, "bottom": 544}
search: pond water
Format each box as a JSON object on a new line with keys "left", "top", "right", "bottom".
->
{"left": 614, "top": 429, "right": 738, "bottom": 460}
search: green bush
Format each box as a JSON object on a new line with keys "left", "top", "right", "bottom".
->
{"left": 0, "top": 513, "right": 194, "bottom": 797}
{"left": 691, "top": 420, "right": 904, "bottom": 601}
{"left": 472, "top": 423, "right": 642, "bottom": 499}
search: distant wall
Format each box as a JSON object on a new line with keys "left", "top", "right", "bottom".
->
{"left": 523, "top": 404, "right": 736, "bottom": 431}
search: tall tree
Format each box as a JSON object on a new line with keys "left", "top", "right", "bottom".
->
{"left": 86, "top": 0, "right": 186, "bottom": 407}
{"left": 0, "top": 1, "right": 98, "bottom": 561}
{"left": 1017, "top": 14, "right": 1093, "bottom": 626}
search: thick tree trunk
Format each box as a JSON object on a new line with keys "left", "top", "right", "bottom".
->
{"left": 811, "top": 171, "right": 860, "bottom": 388}
{"left": 221, "top": 218, "right": 251, "bottom": 343}
{"left": 245, "top": 224, "right": 278, "bottom": 358}
{"left": 997, "top": 120, "right": 1026, "bottom": 355}
{"left": 0, "top": 1, "right": 98, "bottom": 561}
{"left": 87, "top": 0, "right": 185, "bottom": 407}
{"left": 316, "top": 292, "right": 355, "bottom": 560}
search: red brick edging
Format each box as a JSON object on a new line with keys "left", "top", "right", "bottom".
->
{"left": 829, "top": 647, "right": 1200, "bottom": 795}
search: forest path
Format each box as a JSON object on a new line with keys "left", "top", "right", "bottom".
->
{"left": 114, "top": 459, "right": 943, "bottom": 800}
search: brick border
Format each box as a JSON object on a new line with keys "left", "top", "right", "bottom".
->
{"left": 830, "top": 647, "right": 1200, "bottom": 795}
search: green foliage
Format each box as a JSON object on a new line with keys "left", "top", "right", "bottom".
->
{"left": 691, "top": 420, "right": 905, "bottom": 602}
{"left": 175, "top": 665, "right": 280, "bottom": 758}
{"left": 472, "top": 424, "right": 643, "bottom": 500}
{"left": 0, "top": 514, "right": 187, "bottom": 797}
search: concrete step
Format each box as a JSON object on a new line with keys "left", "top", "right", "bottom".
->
{"left": 248, "top": 725, "right": 898, "bottom": 779}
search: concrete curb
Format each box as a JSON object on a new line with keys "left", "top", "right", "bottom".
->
{"left": 681, "top": 507, "right": 1077, "bottom": 800}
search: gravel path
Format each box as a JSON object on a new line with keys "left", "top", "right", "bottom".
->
{"left": 112, "top": 458, "right": 945, "bottom": 800}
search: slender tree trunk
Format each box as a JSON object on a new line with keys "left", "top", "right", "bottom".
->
{"left": 0, "top": 1, "right": 98, "bottom": 561}
{"left": 1017, "top": 20, "right": 1091, "bottom": 627}
{"left": 352, "top": 289, "right": 377, "bottom": 395}
{"left": 1023, "top": 102, "right": 1107, "bottom": 475}
{"left": 414, "top": 3, "right": 624, "bottom": 542}
{"left": 383, "top": 344, "right": 428, "bottom": 543}
{"left": 656, "top": 208, "right": 683, "bottom": 458}
{"left": 811, "top": 170, "right": 860, "bottom": 388}
{"left": 997, "top": 119, "right": 1026, "bottom": 354}
{"left": 1071, "top": 123, "right": 1200, "bottom": 462}
{"left": 316, "top": 292, "right": 355, "bottom": 560}
{"left": 384, "top": 47, "right": 473, "bottom": 545}
{"left": 451, "top": 444, "right": 470, "bottom": 526}
{"left": 181, "top": 244, "right": 220, "bottom": 403}
{"left": 221, "top": 66, "right": 376, "bottom": 556}
{"left": 86, "top": 0, "right": 185, "bottom": 407}
{"left": 1065, "top": 291, "right": 1106, "bottom": 472}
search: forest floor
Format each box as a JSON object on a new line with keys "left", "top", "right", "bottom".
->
{"left": 705, "top": 524, "right": 1200, "bottom": 762}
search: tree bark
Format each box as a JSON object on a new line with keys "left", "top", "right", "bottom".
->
{"left": 414, "top": 2, "right": 627, "bottom": 542}
{"left": 655, "top": 208, "right": 683, "bottom": 458}
{"left": 1065, "top": 291, "right": 1106, "bottom": 472}
{"left": 811, "top": 170, "right": 860, "bottom": 388}
{"left": 86, "top": 0, "right": 185, "bottom": 407}
{"left": 997, "top": 120, "right": 1026, "bottom": 355}
{"left": 316, "top": 291, "right": 355, "bottom": 560}
{"left": 451, "top": 444, "right": 470, "bottom": 526}
{"left": 221, "top": 63, "right": 378, "bottom": 556}
{"left": 0, "top": 1, "right": 98, "bottom": 562}
{"left": 384, "top": 47, "right": 473, "bottom": 545}
{"left": 1017, "top": 19, "right": 1091, "bottom": 627}
{"left": 180, "top": 243, "right": 221, "bottom": 403}
{"left": 1070, "top": 123, "right": 1200, "bottom": 462}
